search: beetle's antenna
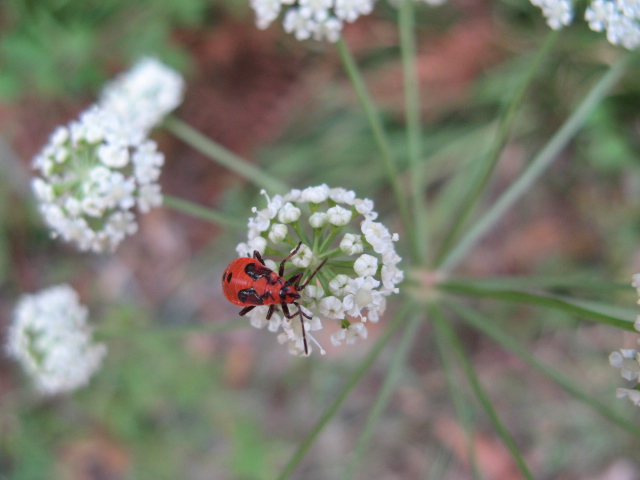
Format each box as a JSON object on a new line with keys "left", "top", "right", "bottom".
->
{"left": 298, "top": 258, "right": 328, "bottom": 291}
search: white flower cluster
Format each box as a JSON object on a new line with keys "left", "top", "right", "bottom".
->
{"left": 5, "top": 284, "right": 107, "bottom": 396}
{"left": 530, "top": 0, "right": 573, "bottom": 29}
{"left": 609, "top": 274, "right": 640, "bottom": 406}
{"left": 99, "top": 57, "right": 185, "bottom": 133}
{"left": 235, "top": 185, "right": 403, "bottom": 356}
{"left": 586, "top": 0, "right": 640, "bottom": 49}
{"left": 251, "top": 0, "right": 374, "bottom": 42}
{"left": 32, "top": 58, "right": 184, "bottom": 252}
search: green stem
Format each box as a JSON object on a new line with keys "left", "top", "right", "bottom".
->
{"left": 162, "top": 194, "right": 245, "bottom": 227}
{"left": 335, "top": 38, "right": 414, "bottom": 257}
{"left": 436, "top": 30, "right": 560, "bottom": 262}
{"left": 274, "top": 304, "right": 410, "bottom": 480}
{"left": 342, "top": 313, "right": 423, "bottom": 480}
{"left": 438, "top": 54, "right": 631, "bottom": 272}
{"left": 437, "top": 309, "right": 536, "bottom": 480}
{"left": 163, "top": 116, "right": 288, "bottom": 194}
{"left": 431, "top": 305, "right": 483, "bottom": 480}
{"left": 438, "top": 280, "right": 636, "bottom": 331}
{"left": 399, "top": 0, "right": 428, "bottom": 266}
{"left": 447, "top": 300, "right": 640, "bottom": 438}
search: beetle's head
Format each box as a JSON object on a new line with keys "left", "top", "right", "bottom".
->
{"left": 280, "top": 284, "right": 301, "bottom": 303}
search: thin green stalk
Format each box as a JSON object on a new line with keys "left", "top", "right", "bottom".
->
{"left": 335, "top": 38, "right": 415, "bottom": 259}
{"left": 163, "top": 116, "right": 288, "bottom": 194}
{"left": 399, "top": 0, "right": 428, "bottom": 266}
{"left": 342, "top": 313, "right": 424, "bottom": 480}
{"left": 438, "top": 54, "right": 632, "bottom": 272}
{"left": 275, "top": 303, "right": 411, "bottom": 480}
{"left": 163, "top": 194, "right": 245, "bottom": 227}
{"left": 442, "top": 275, "right": 631, "bottom": 292}
{"left": 438, "top": 280, "right": 636, "bottom": 331}
{"left": 436, "top": 31, "right": 560, "bottom": 262}
{"left": 437, "top": 313, "right": 536, "bottom": 480}
{"left": 447, "top": 300, "right": 640, "bottom": 438}
{"left": 431, "top": 305, "right": 483, "bottom": 480}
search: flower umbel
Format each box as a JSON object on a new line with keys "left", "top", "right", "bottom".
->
{"left": 5, "top": 284, "right": 107, "bottom": 396}
{"left": 585, "top": 0, "right": 640, "bottom": 49}
{"left": 99, "top": 57, "right": 185, "bottom": 133}
{"left": 32, "top": 106, "right": 164, "bottom": 252}
{"left": 234, "top": 185, "right": 402, "bottom": 356}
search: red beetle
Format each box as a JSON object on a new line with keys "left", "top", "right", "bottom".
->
{"left": 222, "top": 242, "right": 327, "bottom": 355}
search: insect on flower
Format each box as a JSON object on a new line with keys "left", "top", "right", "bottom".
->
{"left": 222, "top": 242, "right": 327, "bottom": 355}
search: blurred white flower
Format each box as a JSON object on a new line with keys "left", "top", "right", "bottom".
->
{"left": 32, "top": 106, "right": 164, "bottom": 252}
{"left": 99, "top": 57, "right": 185, "bottom": 132}
{"left": 586, "top": 0, "right": 640, "bottom": 49}
{"left": 610, "top": 349, "right": 640, "bottom": 381}
{"left": 6, "top": 284, "right": 107, "bottom": 396}
{"left": 251, "top": 0, "right": 446, "bottom": 43}
{"left": 530, "top": 0, "right": 574, "bottom": 29}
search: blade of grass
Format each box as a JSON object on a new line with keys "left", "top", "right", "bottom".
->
{"left": 438, "top": 54, "right": 632, "bottom": 272}
{"left": 163, "top": 194, "right": 246, "bottom": 227}
{"left": 436, "top": 309, "right": 536, "bottom": 480}
{"left": 431, "top": 305, "right": 483, "bottom": 480}
{"left": 446, "top": 299, "right": 640, "bottom": 438}
{"left": 274, "top": 303, "right": 410, "bottom": 480}
{"left": 438, "top": 280, "right": 636, "bottom": 331}
{"left": 342, "top": 312, "right": 424, "bottom": 480}
{"left": 335, "top": 39, "right": 415, "bottom": 260}
{"left": 435, "top": 30, "right": 560, "bottom": 262}
{"left": 163, "top": 116, "right": 288, "bottom": 194}
{"left": 399, "top": 0, "right": 428, "bottom": 266}
{"left": 442, "top": 275, "right": 631, "bottom": 292}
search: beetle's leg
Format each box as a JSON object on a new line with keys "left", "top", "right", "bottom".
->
{"left": 294, "top": 302, "right": 309, "bottom": 355}
{"left": 266, "top": 304, "right": 276, "bottom": 320}
{"left": 239, "top": 306, "right": 255, "bottom": 316}
{"left": 298, "top": 258, "right": 328, "bottom": 291}
{"left": 279, "top": 242, "right": 303, "bottom": 276}
{"left": 253, "top": 251, "right": 266, "bottom": 266}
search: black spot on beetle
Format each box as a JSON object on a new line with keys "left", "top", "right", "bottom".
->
{"left": 238, "top": 287, "right": 264, "bottom": 305}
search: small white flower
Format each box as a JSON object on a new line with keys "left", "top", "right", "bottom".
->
{"left": 269, "top": 223, "right": 289, "bottom": 243}
{"left": 291, "top": 243, "right": 314, "bottom": 268}
{"left": 610, "top": 349, "right": 640, "bottom": 381}
{"left": 5, "top": 284, "right": 107, "bottom": 395}
{"left": 617, "top": 387, "right": 640, "bottom": 406}
{"left": 278, "top": 202, "right": 302, "bottom": 223}
{"left": 301, "top": 184, "right": 331, "bottom": 203}
{"left": 329, "top": 187, "right": 356, "bottom": 204}
{"left": 99, "top": 57, "right": 185, "bottom": 133}
{"left": 309, "top": 212, "right": 328, "bottom": 229}
{"left": 303, "top": 285, "right": 326, "bottom": 309}
{"left": 327, "top": 205, "right": 352, "bottom": 226}
{"left": 340, "top": 233, "right": 364, "bottom": 256}
{"left": 330, "top": 322, "right": 368, "bottom": 346}
{"left": 354, "top": 254, "right": 378, "bottom": 277}
{"left": 329, "top": 274, "right": 351, "bottom": 297}
{"left": 319, "top": 296, "right": 345, "bottom": 318}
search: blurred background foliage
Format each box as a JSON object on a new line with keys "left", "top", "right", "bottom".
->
{"left": 2, "top": 0, "right": 640, "bottom": 478}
